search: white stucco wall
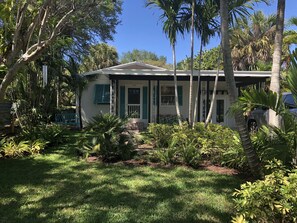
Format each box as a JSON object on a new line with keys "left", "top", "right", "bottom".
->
{"left": 80, "top": 74, "right": 110, "bottom": 126}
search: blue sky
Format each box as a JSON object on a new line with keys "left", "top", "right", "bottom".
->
{"left": 107, "top": 0, "right": 297, "bottom": 63}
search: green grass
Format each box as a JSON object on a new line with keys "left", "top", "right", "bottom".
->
{"left": 0, "top": 141, "right": 242, "bottom": 223}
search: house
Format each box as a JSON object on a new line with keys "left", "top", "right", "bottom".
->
{"left": 79, "top": 61, "right": 271, "bottom": 129}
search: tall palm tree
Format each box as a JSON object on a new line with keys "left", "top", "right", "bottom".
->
{"left": 147, "top": 0, "right": 184, "bottom": 125}
{"left": 220, "top": 0, "right": 263, "bottom": 178}
{"left": 269, "top": 0, "right": 286, "bottom": 128}
{"left": 230, "top": 11, "right": 277, "bottom": 71}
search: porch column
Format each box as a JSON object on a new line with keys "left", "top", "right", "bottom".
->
{"left": 157, "top": 80, "right": 160, "bottom": 123}
{"left": 148, "top": 80, "right": 151, "bottom": 123}
{"left": 206, "top": 79, "right": 210, "bottom": 116}
{"left": 197, "top": 78, "right": 201, "bottom": 122}
{"left": 109, "top": 79, "right": 114, "bottom": 114}
{"left": 115, "top": 79, "right": 119, "bottom": 116}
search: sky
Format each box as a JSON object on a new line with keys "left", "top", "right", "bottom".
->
{"left": 107, "top": 0, "right": 297, "bottom": 63}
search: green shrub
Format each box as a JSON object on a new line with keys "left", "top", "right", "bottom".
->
{"left": 0, "top": 138, "right": 47, "bottom": 158}
{"left": 194, "top": 122, "right": 241, "bottom": 165}
{"left": 20, "top": 124, "right": 66, "bottom": 146}
{"left": 252, "top": 126, "right": 296, "bottom": 167}
{"left": 81, "top": 114, "right": 136, "bottom": 162}
{"left": 233, "top": 160, "right": 297, "bottom": 223}
{"left": 147, "top": 123, "right": 175, "bottom": 148}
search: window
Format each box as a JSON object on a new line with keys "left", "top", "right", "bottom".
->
{"left": 160, "top": 86, "right": 182, "bottom": 106}
{"left": 94, "top": 84, "right": 110, "bottom": 104}
{"left": 216, "top": 99, "right": 224, "bottom": 123}
{"left": 161, "top": 86, "right": 175, "bottom": 105}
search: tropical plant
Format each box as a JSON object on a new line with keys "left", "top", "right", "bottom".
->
{"left": 0, "top": 138, "right": 47, "bottom": 158}
{"left": 220, "top": 0, "right": 263, "bottom": 178}
{"left": 147, "top": 0, "right": 184, "bottom": 125}
{"left": 20, "top": 124, "right": 67, "bottom": 146}
{"left": 233, "top": 160, "right": 297, "bottom": 223}
{"left": 269, "top": 0, "right": 286, "bottom": 128}
{"left": 147, "top": 123, "right": 175, "bottom": 148}
{"left": 82, "top": 114, "right": 136, "bottom": 162}
{"left": 80, "top": 43, "right": 119, "bottom": 72}
{"left": 230, "top": 11, "right": 277, "bottom": 71}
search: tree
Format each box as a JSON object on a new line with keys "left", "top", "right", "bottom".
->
{"left": 147, "top": 0, "right": 184, "bottom": 125}
{"left": 0, "top": 0, "right": 121, "bottom": 101}
{"left": 220, "top": 0, "right": 263, "bottom": 178}
{"left": 120, "top": 49, "right": 169, "bottom": 68}
{"left": 269, "top": 0, "right": 286, "bottom": 128}
{"left": 230, "top": 11, "right": 277, "bottom": 71}
{"left": 80, "top": 43, "right": 119, "bottom": 72}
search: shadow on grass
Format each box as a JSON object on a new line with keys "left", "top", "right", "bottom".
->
{"left": 0, "top": 141, "right": 242, "bottom": 223}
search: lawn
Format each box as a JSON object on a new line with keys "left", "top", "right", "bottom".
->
{"left": 0, "top": 142, "right": 242, "bottom": 223}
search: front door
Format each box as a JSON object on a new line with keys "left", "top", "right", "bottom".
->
{"left": 127, "top": 88, "right": 141, "bottom": 119}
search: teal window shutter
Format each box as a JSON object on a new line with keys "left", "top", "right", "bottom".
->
{"left": 142, "top": 86, "right": 148, "bottom": 119}
{"left": 120, "top": 86, "right": 125, "bottom": 118}
{"left": 94, "top": 84, "right": 110, "bottom": 104}
{"left": 177, "top": 86, "right": 183, "bottom": 106}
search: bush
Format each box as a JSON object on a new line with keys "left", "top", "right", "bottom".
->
{"left": 151, "top": 123, "right": 201, "bottom": 167}
{"left": 0, "top": 138, "right": 47, "bottom": 158}
{"left": 80, "top": 114, "right": 136, "bottom": 162}
{"left": 252, "top": 126, "right": 296, "bottom": 167}
{"left": 20, "top": 123, "right": 67, "bottom": 146}
{"left": 233, "top": 160, "right": 297, "bottom": 223}
{"left": 147, "top": 123, "right": 175, "bottom": 148}
{"left": 194, "top": 123, "right": 242, "bottom": 165}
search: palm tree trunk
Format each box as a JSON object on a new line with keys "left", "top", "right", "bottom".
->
{"left": 78, "top": 92, "right": 83, "bottom": 129}
{"left": 193, "top": 38, "right": 203, "bottom": 127}
{"left": 173, "top": 44, "right": 182, "bottom": 126}
{"left": 188, "top": 0, "right": 195, "bottom": 126}
{"left": 205, "top": 47, "right": 221, "bottom": 127}
{"left": 220, "top": 0, "right": 263, "bottom": 178}
{"left": 269, "top": 0, "right": 286, "bottom": 128}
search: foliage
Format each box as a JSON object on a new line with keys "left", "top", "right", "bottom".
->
{"left": 80, "top": 43, "right": 119, "bottom": 72}
{"left": 147, "top": 123, "right": 175, "bottom": 148}
{"left": 0, "top": 0, "right": 122, "bottom": 100}
{"left": 252, "top": 125, "right": 296, "bottom": 168}
{"left": 120, "top": 49, "right": 169, "bottom": 68}
{"left": 233, "top": 160, "right": 297, "bottom": 223}
{"left": 177, "top": 46, "right": 223, "bottom": 70}
{"left": 19, "top": 124, "right": 67, "bottom": 146}
{"left": 80, "top": 114, "right": 136, "bottom": 162}
{"left": 0, "top": 138, "right": 47, "bottom": 158}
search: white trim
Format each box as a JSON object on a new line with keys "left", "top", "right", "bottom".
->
{"left": 101, "top": 69, "right": 271, "bottom": 78}
{"left": 103, "top": 61, "right": 167, "bottom": 71}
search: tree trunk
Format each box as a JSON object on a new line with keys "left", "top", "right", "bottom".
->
{"left": 173, "top": 44, "right": 182, "bottom": 126}
{"left": 188, "top": 0, "right": 195, "bottom": 126}
{"left": 269, "top": 0, "right": 285, "bottom": 128}
{"left": 0, "top": 61, "right": 24, "bottom": 101}
{"left": 193, "top": 38, "right": 203, "bottom": 127}
{"left": 78, "top": 92, "right": 83, "bottom": 129}
{"left": 205, "top": 47, "right": 221, "bottom": 127}
{"left": 220, "top": 0, "right": 263, "bottom": 178}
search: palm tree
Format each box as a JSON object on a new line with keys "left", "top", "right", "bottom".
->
{"left": 220, "top": 0, "right": 263, "bottom": 178}
{"left": 147, "top": 0, "right": 184, "bottom": 125}
{"left": 269, "top": 0, "right": 286, "bottom": 128}
{"left": 230, "top": 11, "right": 277, "bottom": 71}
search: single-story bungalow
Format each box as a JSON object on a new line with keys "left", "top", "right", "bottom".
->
{"left": 78, "top": 61, "right": 271, "bottom": 129}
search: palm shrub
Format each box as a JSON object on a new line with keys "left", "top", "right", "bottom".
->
{"left": 81, "top": 114, "right": 136, "bottom": 162}
{"left": 233, "top": 160, "right": 297, "bottom": 223}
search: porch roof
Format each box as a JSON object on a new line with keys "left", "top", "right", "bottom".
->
{"left": 83, "top": 68, "right": 271, "bottom": 78}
